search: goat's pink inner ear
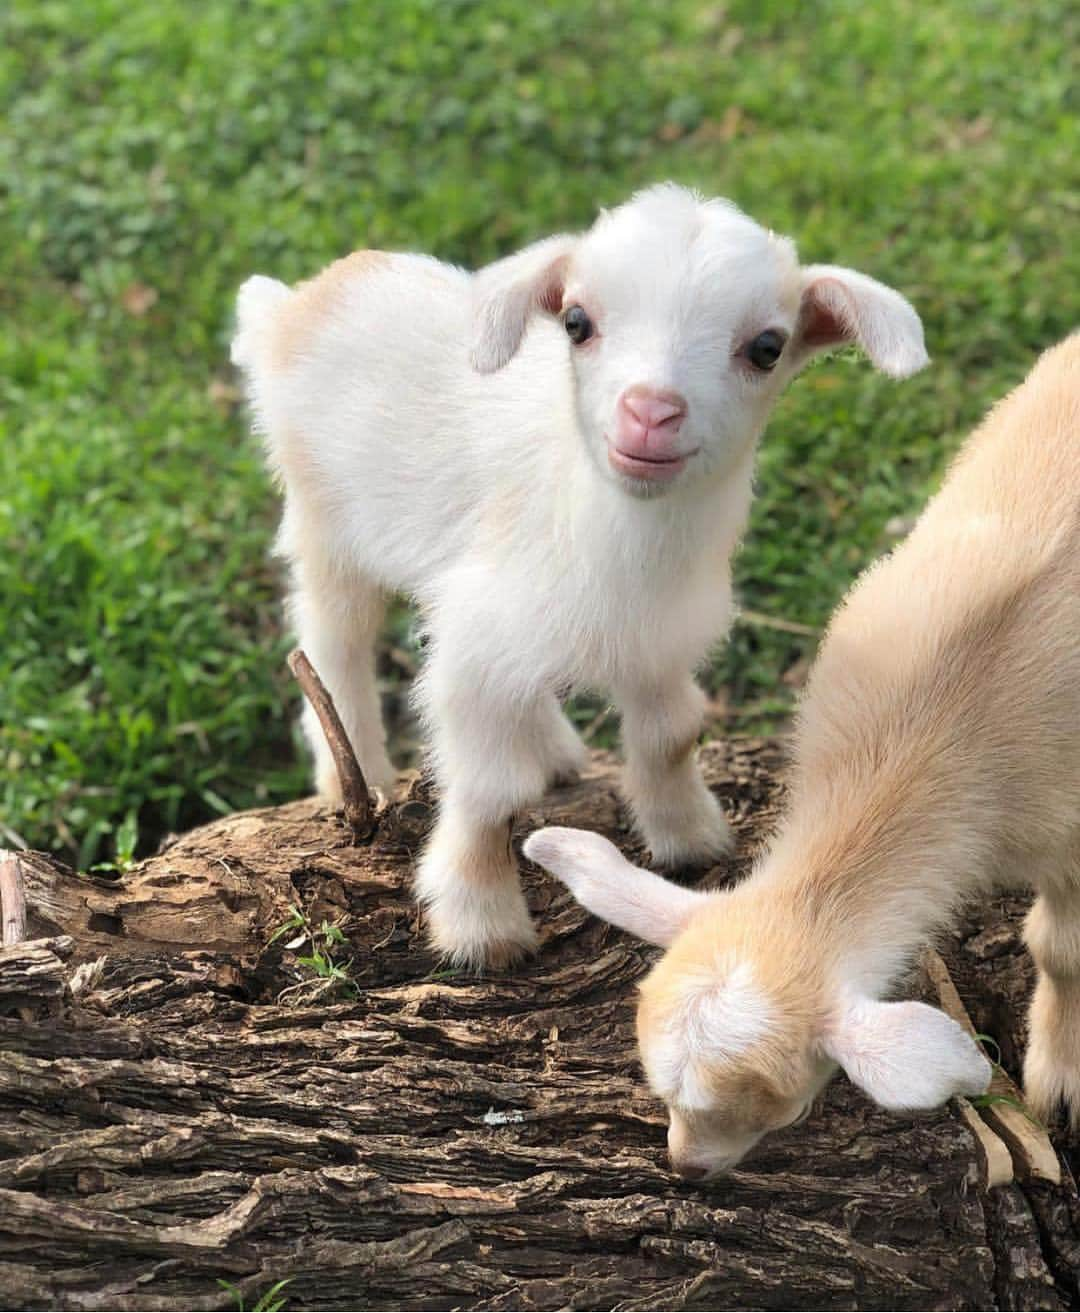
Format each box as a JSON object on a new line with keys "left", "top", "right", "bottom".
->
{"left": 470, "top": 235, "right": 577, "bottom": 374}
{"left": 537, "top": 277, "right": 565, "bottom": 316}
{"left": 797, "top": 277, "right": 856, "bottom": 349}
{"left": 790, "top": 264, "right": 928, "bottom": 378}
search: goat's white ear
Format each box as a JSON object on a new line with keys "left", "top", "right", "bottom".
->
{"left": 470, "top": 234, "right": 578, "bottom": 374}
{"left": 523, "top": 827, "right": 710, "bottom": 947}
{"left": 823, "top": 998, "right": 992, "bottom": 1111}
{"left": 791, "top": 265, "right": 929, "bottom": 379}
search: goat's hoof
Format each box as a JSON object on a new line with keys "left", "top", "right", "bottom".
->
{"left": 1024, "top": 1042, "right": 1080, "bottom": 1134}
{"left": 478, "top": 930, "right": 539, "bottom": 972}
{"left": 546, "top": 735, "right": 588, "bottom": 791}
{"left": 645, "top": 808, "right": 734, "bottom": 871}
{"left": 427, "top": 922, "right": 539, "bottom": 974}
{"left": 420, "top": 883, "right": 538, "bottom": 974}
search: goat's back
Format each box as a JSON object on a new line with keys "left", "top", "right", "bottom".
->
{"left": 793, "top": 334, "right": 1080, "bottom": 871}
{"left": 231, "top": 251, "right": 576, "bottom": 590}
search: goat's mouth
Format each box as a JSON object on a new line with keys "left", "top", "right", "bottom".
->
{"left": 606, "top": 441, "right": 698, "bottom": 483}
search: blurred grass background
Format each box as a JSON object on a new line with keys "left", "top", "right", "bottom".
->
{"left": 2, "top": 0, "right": 1077, "bottom": 866}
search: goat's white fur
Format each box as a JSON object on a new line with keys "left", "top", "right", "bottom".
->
{"left": 523, "top": 827, "right": 711, "bottom": 947}
{"left": 644, "top": 960, "right": 777, "bottom": 1111}
{"left": 823, "top": 998, "right": 991, "bottom": 1111}
{"left": 528, "top": 333, "right": 1080, "bottom": 1173}
{"left": 233, "top": 184, "right": 927, "bottom": 967}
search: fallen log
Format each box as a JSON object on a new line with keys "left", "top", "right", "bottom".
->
{"left": 1, "top": 741, "right": 1078, "bottom": 1311}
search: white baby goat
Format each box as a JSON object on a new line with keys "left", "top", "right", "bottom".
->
{"left": 527, "top": 333, "right": 1080, "bottom": 1177}
{"left": 232, "top": 184, "right": 927, "bottom": 968}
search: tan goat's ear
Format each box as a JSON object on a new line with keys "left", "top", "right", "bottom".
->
{"left": 790, "top": 265, "right": 929, "bottom": 379}
{"left": 823, "top": 997, "right": 991, "bottom": 1110}
{"left": 523, "top": 827, "right": 710, "bottom": 947}
{"left": 470, "top": 234, "right": 578, "bottom": 374}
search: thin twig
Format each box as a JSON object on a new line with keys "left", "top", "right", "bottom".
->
{"left": 737, "top": 609, "right": 820, "bottom": 638}
{"left": 580, "top": 702, "right": 617, "bottom": 745}
{"left": 288, "top": 649, "right": 374, "bottom": 835}
{"left": 0, "top": 822, "right": 28, "bottom": 851}
{"left": 924, "top": 948, "right": 1060, "bottom": 1186}
{"left": 0, "top": 851, "right": 27, "bottom": 947}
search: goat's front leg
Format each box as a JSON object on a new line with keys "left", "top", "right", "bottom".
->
{"left": 417, "top": 794, "right": 535, "bottom": 970}
{"left": 615, "top": 674, "right": 732, "bottom": 868}
{"left": 414, "top": 648, "right": 563, "bottom": 969}
{"left": 1023, "top": 844, "right": 1080, "bottom": 1131}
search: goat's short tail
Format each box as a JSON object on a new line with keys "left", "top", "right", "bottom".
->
{"left": 231, "top": 275, "right": 293, "bottom": 374}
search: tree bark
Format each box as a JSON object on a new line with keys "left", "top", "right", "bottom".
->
{"left": 1, "top": 740, "right": 1077, "bottom": 1311}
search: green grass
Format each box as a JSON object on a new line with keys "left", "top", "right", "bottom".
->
{"left": 218, "top": 1276, "right": 291, "bottom": 1313}
{"left": 2, "top": 0, "right": 1077, "bottom": 865}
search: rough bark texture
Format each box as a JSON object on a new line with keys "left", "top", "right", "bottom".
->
{"left": 1, "top": 741, "right": 1078, "bottom": 1311}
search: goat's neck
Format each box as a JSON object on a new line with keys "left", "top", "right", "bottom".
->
{"left": 753, "top": 763, "right": 989, "bottom": 1000}
{"left": 550, "top": 432, "right": 757, "bottom": 579}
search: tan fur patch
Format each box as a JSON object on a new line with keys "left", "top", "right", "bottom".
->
{"left": 269, "top": 426, "right": 318, "bottom": 502}
{"left": 456, "top": 819, "right": 515, "bottom": 888}
{"left": 271, "top": 250, "right": 390, "bottom": 372}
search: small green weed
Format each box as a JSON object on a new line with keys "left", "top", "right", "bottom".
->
{"left": 974, "top": 1032, "right": 1002, "bottom": 1066}
{"left": 270, "top": 903, "right": 356, "bottom": 1002}
{"left": 88, "top": 810, "right": 139, "bottom": 874}
{"left": 217, "top": 1276, "right": 292, "bottom": 1312}
{"left": 971, "top": 1033, "right": 1047, "bottom": 1130}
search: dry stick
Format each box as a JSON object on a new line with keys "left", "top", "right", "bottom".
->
{"left": 1, "top": 853, "right": 46, "bottom": 1023}
{"left": 0, "top": 851, "right": 27, "bottom": 948}
{"left": 737, "top": 609, "right": 820, "bottom": 638}
{"left": 287, "top": 648, "right": 374, "bottom": 834}
{"left": 919, "top": 950, "right": 1012, "bottom": 1187}
{"left": 924, "top": 948, "right": 1061, "bottom": 1186}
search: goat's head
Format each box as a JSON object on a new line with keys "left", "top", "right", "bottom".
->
{"left": 524, "top": 826, "right": 991, "bottom": 1177}
{"left": 471, "top": 184, "right": 928, "bottom": 497}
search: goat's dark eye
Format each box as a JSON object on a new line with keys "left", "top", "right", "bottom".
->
{"left": 564, "top": 305, "right": 594, "bottom": 345}
{"left": 746, "top": 329, "right": 786, "bottom": 371}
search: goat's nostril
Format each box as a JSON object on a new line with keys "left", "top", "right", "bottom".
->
{"left": 672, "top": 1160, "right": 708, "bottom": 1181}
{"left": 621, "top": 387, "right": 688, "bottom": 433}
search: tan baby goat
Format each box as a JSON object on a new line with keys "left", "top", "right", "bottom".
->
{"left": 527, "top": 334, "right": 1080, "bottom": 1178}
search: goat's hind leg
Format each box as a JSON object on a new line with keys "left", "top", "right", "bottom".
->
{"left": 538, "top": 694, "right": 588, "bottom": 787}
{"left": 1023, "top": 837, "right": 1080, "bottom": 1132}
{"left": 616, "top": 673, "right": 732, "bottom": 867}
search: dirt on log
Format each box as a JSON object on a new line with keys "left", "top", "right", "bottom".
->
{"left": 1, "top": 740, "right": 1079, "bottom": 1312}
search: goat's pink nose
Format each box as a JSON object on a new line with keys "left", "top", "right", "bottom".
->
{"left": 615, "top": 386, "right": 688, "bottom": 458}
{"left": 622, "top": 386, "right": 687, "bottom": 433}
